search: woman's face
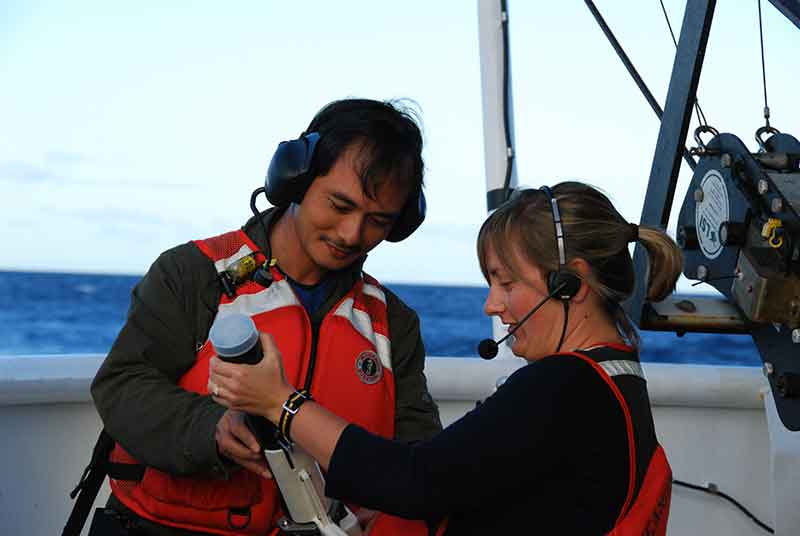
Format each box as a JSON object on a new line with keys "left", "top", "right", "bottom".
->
{"left": 482, "top": 244, "right": 565, "bottom": 361}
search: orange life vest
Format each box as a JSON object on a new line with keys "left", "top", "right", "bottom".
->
{"left": 108, "top": 228, "right": 428, "bottom": 535}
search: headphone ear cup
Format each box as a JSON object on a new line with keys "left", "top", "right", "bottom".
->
{"left": 547, "top": 270, "right": 581, "bottom": 301}
{"left": 264, "top": 132, "right": 320, "bottom": 206}
{"left": 386, "top": 189, "right": 426, "bottom": 242}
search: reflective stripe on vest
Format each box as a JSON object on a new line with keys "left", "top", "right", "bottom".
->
{"left": 333, "top": 297, "right": 392, "bottom": 371}
{"left": 213, "top": 243, "right": 254, "bottom": 274}
{"left": 218, "top": 277, "right": 299, "bottom": 317}
{"left": 599, "top": 360, "right": 645, "bottom": 380}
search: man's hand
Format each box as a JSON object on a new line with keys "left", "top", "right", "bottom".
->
{"left": 215, "top": 409, "right": 272, "bottom": 479}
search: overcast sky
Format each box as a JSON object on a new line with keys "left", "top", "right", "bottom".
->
{"left": 2, "top": 1, "right": 798, "bottom": 287}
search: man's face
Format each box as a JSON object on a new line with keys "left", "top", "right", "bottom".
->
{"left": 293, "top": 145, "right": 411, "bottom": 273}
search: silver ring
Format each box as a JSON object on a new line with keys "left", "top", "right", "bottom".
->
{"left": 212, "top": 384, "right": 220, "bottom": 397}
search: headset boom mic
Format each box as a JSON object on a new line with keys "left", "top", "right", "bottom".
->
{"left": 478, "top": 338, "right": 499, "bottom": 360}
{"left": 476, "top": 280, "right": 569, "bottom": 360}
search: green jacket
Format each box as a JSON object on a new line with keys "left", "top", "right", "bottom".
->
{"left": 91, "top": 209, "right": 442, "bottom": 479}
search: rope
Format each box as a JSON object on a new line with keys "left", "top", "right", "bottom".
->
{"left": 658, "top": 0, "right": 709, "bottom": 127}
{"left": 583, "top": 0, "right": 696, "bottom": 171}
{"left": 500, "top": 0, "right": 514, "bottom": 202}
{"left": 757, "top": 0, "right": 771, "bottom": 127}
{"left": 673, "top": 479, "right": 774, "bottom": 533}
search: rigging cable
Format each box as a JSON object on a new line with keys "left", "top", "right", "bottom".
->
{"left": 757, "top": 0, "right": 772, "bottom": 128}
{"left": 583, "top": 0, "right": 696, "bottom": 171}
{"left": 658, "top": 0, "right": 709, "bottom": 127}
{"left": 673, "top": 479, "right": 774, "bottom": 533}
{"left": 500, "top": 0, "right": 514, "bottom": 202}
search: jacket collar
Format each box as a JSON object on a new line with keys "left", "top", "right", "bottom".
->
{"left": 242, "top": 207, "right": 369, "bottom": 323}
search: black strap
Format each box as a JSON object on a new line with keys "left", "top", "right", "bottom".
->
{"left": 107, "top": 462, "right": 145, "bottom": 481}
{"left": 62, "top": 429, "right": 145, "bottom": 536}
{"left": 62, "top": 429, "right": 115, "bottom": 536}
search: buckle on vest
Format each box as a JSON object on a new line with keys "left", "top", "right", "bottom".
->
{"left": 227, "top": 507, "right": 252, "bottom": 530}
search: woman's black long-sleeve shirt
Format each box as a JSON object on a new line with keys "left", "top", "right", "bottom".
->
{"left": 326, "top": 346, "right": 657, "bottom": 535}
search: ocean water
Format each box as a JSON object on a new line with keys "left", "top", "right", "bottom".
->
{"left": 0, "top": 270, "right": 761, "bottom": 365}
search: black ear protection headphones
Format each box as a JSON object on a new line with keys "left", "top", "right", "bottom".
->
{"left": 264, "top": 132, "right": 426, "bottom": 242}
{"left": 539, "top": 186, "right": 582, "bottom": 301}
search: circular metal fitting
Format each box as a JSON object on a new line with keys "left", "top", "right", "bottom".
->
{"left": 758, "top": 179, "right": 769, "bottom": 195}
{"left": 719, "top": 221, "right": 747, "bottom": 246}
{"left": 792, "top": 329, "right": 800, "bottom": 344}
{"left": 719, "top": 224, "right": 729, "bottom": 245}
{"left": 763, "top": 362, "right": 775, "bottom": 377}
{"left": 693, "top": 188, "right": 704, "bottom": 203}
{"left": 696, "top": 265, "right": 708, "bottom": 281}
{"left": 677, "top": 226, "right": 698, "bottom": 250}
{"left": 720, "top": 153, "right": 733, "bottom": 168}
{"left": 771, "top": 198, "right": 784, "bottom": 213}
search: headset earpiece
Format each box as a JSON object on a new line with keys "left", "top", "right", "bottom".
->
{"left": 547, "top": 270, "right": 581, "bottom": 301}
{"left": 264, "top": 132, "right": 321, "bottom": 207}
{"left": 386, "top": 189, "right": 426, "bottom": 242}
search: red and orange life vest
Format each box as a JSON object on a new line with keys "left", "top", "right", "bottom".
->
{"left": 108, "top": 228, "right": 427, "bottom": 535}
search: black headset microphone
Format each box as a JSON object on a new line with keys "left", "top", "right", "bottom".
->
{"left": 477, "top": 185, "right": 582, "bottom": 360}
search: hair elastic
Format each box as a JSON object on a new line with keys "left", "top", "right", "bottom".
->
{"left": 628, "top": 223, "right": 639, "bottom": 243}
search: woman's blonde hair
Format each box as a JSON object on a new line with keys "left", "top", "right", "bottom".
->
{"left": 476, "top": 181, "right": 683, "bottom": 348}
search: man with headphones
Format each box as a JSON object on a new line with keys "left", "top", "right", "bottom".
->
{"left": 87, "top": 98, "right": 442, "bottom": 535}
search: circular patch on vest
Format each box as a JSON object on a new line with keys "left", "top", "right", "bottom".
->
{"left": 355, "top": 351, "right": 383, "bottom": 385}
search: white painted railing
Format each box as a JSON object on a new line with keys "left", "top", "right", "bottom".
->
{"left": 0, "top": 355, "right": 774, "bottom": 535}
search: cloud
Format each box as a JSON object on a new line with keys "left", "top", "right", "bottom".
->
{"left": 0, "top": 150, "right": 88, "bottom": 183}
{"left": 0, "top": 160, "right": 58, "bottom": 183}
{"left": 0, "top": 158, "right": 197, "bottom": 190}
{"left": 69, "top": 207, "right": 171, "bottom": 226}
{"left": 45, "top": 150, "right": 88, "bottom": 165}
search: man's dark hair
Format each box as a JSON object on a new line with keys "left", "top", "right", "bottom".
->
{"left": 305, "top": 98, "right": 424, "bottom": 199}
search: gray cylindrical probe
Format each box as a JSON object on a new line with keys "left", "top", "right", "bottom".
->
{"left": 209, "top": 313, "right": 262, "bottom": 364}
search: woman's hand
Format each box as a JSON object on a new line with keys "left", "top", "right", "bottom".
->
{"left": 209, "top": 332, "right": 294, "bottom": 423}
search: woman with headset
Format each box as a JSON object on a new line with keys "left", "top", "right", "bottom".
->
{"left": 208, "top": 182, "right": 682, "bottom": 535}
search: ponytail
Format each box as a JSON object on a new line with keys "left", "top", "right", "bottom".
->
{"left": 636, "top": 225, "right": 683, "bottom": 302}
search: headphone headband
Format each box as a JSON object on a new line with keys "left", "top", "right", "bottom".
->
{"left": 539, "top": 186, "right": 581, "bottom": 301}
{"left": 540, "top": 186, "right": 567, "bottom": 266}
{"left": 264, "top": 131, "right": 425, "bottom": 242}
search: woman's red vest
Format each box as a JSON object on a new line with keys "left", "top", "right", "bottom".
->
{"left": 427, "top": 348, "right": 671, "bottom": 536}
{"left": 568, "top": 350, "right": 672, "bottom": 536}
{"left": 108, "top": 229, "right": 427, "bottom": 535}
